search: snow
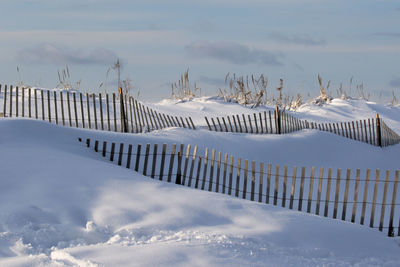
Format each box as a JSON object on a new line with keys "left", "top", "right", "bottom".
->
{"left": 0, "top": 95, "right": 400, "bottom": 266}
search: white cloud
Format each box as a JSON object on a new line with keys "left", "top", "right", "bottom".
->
{"left": 16, "top": 43, "right": 118, "bottom": 65}
{"left": 269, "top": 32, "right": 326, "bottom": 46}
{"left": 185, "top": 40, "right": 284, "bottom": 66}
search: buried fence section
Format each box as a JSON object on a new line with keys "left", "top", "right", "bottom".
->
{"left": 80, "top": 138, "right": 400, "bottom": 237}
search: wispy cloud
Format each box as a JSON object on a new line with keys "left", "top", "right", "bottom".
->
{"left": 185, "top": 40, "right": 283, "bottom": 66}
{"left": 373, "top": 32, "right": 400, "bottom": 38}
{"left": 16, "top": 43, "right": 118, "bottom": 65}
{"left": 269, "top": 32, "right": 326, "bottom": 46}
{"left": 389, "top": 78, "right": 400, "bottom": 87}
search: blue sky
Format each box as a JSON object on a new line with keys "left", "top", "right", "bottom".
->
{"left": 1, "top": 0, "right": 399, "bottom": 100}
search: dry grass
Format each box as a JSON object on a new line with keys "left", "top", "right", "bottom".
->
{"left": 56, "top": 65, "right": 81, "bottom": 91}
{"left": 171, "top": 69, "right": 201, "bottom": 100}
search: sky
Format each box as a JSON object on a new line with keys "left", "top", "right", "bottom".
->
{"left": 0, "top": 0, "right": 399, "bottom": 101}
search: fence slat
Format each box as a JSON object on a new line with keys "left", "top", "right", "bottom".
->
{"left": 93, "top": 94, "right": 98, "bottom": 130}
{"left": 236, "top": 115, "right": 243, "bottom": 133}
{"left": 222, "top": 117, "right": 228, "bottom": 132}
{"left": 351, "top": 169, "right": 361, "bottom": 223}
{"left": 235, "top": 158, "right": 241, "bottom": 197}
{"left": 216, "top": 152, "right": 222, "bottom": 192}
{"left": 289, "top": 167, "right": 297, "bottom": 209}
{"left": 243, "top": 160, "right": 248, "bottom": 199}
{"left": 388, "top": 170, "right": 399, "bottom": 236}
{"left": 86, "top": 93, "right": 91, "bottom": 129}
{"left": 242, "top": 114, "right": 248, "bottom": 133}
{"left": 2, "top": 86, "right": 6, "bottom": 117}
{"left": 159, "top": 144, "right": 167, "bottom": 181}
{"left": 53, "top": 91, "right": 58, "bottom": 124}
{"left": 298, "top": 167, "right": 306, "bottom": 211}
{"left": 360, "top": 169, "right": 371, "bottom": 225}
{"left": 182, "top": 144, "right": 191, "bottom": 185}
{"left": 259, "top": 113, "right": 263, "bottom": 133}
{"left": 195, "top": 156, "right": 202, "bottom": 189}
{"left": 379, "top": 170, "right": 390, "bottom": 231}
{"left": 47, "top": 90, "right": 51, "bottom": 123}
{"left": 227, "top": 116, "right": 234, "bottom": 132}
{"left": 29, "top": 88, "right": 32, "bottom": 119}
{"left": 266, "top": 164, "right": 271, "bottom": 204}
{"left": 167, "top": 144, "right": 177, "bottom": 183}
{"left": 307, "top": 167, "right": 315, "bottom": 213}
{"left": 110, "top": 142, "right": 115, "bottom": 162}
{"left": 316, "top": 168, "right": 324, "bottom": 215}
{"left": 324, "top": 168, "right": 332, "bottom": 217}
{"left": 21, "top": 87, "right": 24, "bottom": 117}
{"left": 216, "top": 117, "right": 223, "bottom": 132}
{"left": 273, "top": 165, "right": 280, "bottom": 205}
{"left": 106, "top": 94, "right": 111, "bottom": 131}
{"left": 251, "top": 161, "right": 255, "bottom": 201}
{"left": 41, "top": 89, "right": 45, "bottom": 121}
{"left": 73, "top": 92, "right": 78, "bottom": 127}
{"left": 126, "top": 144, "right": 133, "bottom": 169}
{"left": 211, "top": 118, "right": 218, "bottom": 131}
{"left": 370, "top": 170, "right": 380, "bottom": 227}
{"left": 135, "top": 144, "right": 142, "bottom": 172}
{"left": 117, "top": 143, "right": 124, "bottom": 166}
{"left": 259, "top": 163, "right": 264, "bottom": 202}
{"left": 113, "top": 93, "right": 117, "bottom": 131}
{"left": 341, "top": 169, "right": 351, "bottom": 221}
{"left": 282, "top": 165, "right": 288, "bottom": 207}
{"left": 222, "top": 153, "right": 228, "bottom": 194}
{"left": 208, "top": 149, "right": 216, "bottom": 192}
{"left": 15, "top": 86, "right": 19, "bottom": 117}
{"left": 99, "top": 93, "right": 104, "bottom": 130}
{"left": 151, "top": 144, "right": 158, "bottom": 178}
{"left": 187, "top": 145, "right": 198, "bottom": 187}
{"left": 248, "top": 115, "right": 253, "bottom": 133}
{"left": 201, "top": 148, "right": 209, "bottom": 190}
{"left": 80, "top": 93, "right": 85, "bottom": 128}
{"left": 333, "top": 169, "right": 341, "bottom": 219}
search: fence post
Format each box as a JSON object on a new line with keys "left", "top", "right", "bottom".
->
{"left": 376, "top": 114, "right": 382, "bottom": 147}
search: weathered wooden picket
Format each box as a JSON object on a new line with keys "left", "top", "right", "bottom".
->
{"left": 204, "top": 108, "right": 400, "bottom": 147}
{"left": 0, "top": 85, "right": 195, "bottom": 133}
{"left": 80, "top": 138, "right": 400, "bottom": 237}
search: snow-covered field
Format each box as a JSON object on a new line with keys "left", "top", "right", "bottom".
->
{"left": 0, "top": 95, "right": 400, "bottom": 266}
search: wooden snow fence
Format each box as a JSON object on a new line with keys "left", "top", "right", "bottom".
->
{"left": 204, "top": 106, "right": 400, "bottom": 147}
{"left": 0, "top": 84, "right": 195, "bottom": 133}
{"left": 80, "top": 137, "right": 400, "bottom": 237}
